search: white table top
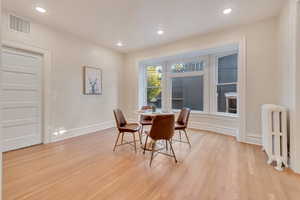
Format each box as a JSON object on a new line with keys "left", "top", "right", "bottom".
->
{"left": 136, "top": 110, "right": 174, "bottom": 116}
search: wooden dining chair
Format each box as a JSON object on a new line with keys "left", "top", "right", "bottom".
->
{"left": 140, "top": 106, "right": 153, "bottom": 135}
{"left": 143, "top": 114, "right": 177, "bottom": 166}
{"left": 113, "top": 109, "right": 142, "bottom": 152}
{"left": 174, "top": 108, "right": 191, "bottom": 147}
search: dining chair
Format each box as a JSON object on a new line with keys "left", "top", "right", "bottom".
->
{"left": 140, "top": 106, "right": 153, "bottom": 134}
{"left": 174, "top": 108, "right": 191, "bottom": 147}
{"left": 143, "top": 114, "right": 177, "bottom": 166}
{"left": 113, "top": 109, "right": 142, "bottom": 152}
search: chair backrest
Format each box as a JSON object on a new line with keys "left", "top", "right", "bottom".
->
{"left": 141, "top": 105, "right": 152, "bottom": 110}
{"left": 149, "top": 114, "right": 175, "bottom": 140}
{"left": 140, "top": 106, "right": 153, "bottom": 121}
{"left": 176, "top": 108, "right": 191, "bottom": 128}
{"left": 113, "top": 109, "right": 127, "bottom": 129}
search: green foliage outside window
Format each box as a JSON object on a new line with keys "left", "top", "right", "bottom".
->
{"left": 147, "top": 66, "right": 162, "bottom": 104}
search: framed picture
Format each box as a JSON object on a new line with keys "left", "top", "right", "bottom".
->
{"left": 83, "top": 66, "right": 102, "bottom": 95}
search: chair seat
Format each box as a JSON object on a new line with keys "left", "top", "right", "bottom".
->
{"left": 140, "top": 119, "right": 153, "bottom": 125}
{"left": 175, "top": 122, "right": 186, "bottom": 130}
{"left": 119, "top": 123, "right": 140, "bottom": 132}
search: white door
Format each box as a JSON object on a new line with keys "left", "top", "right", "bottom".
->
{"left": 1, "top": 47, "right": 42, "bottom": 152}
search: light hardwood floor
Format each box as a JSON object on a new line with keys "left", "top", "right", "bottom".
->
{"left": 3, "top": 128, "right": 300, "bottom": 200}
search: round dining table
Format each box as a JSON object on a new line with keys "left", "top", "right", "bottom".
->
{"left": 136, "top": 110, "right": 175, "bottom": 117}
{"left": 136, "top": 110, "right": 175, "bottom": 152}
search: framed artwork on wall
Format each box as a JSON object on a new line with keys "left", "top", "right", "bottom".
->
{"left": 83, "top": 66, "right": 102, "bottom": 95}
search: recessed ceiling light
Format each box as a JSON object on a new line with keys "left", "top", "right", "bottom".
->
{"left": 223, "top": 8, "right": 232, "bottom": 15}
{"left": 116, "top": 41, "right": 123, "bottom": 47}
{"left": 35, "top": 7, "right": 47, "bottom": 13}
{"left": 157, "top": 30, "right": 164, "bottom": 35}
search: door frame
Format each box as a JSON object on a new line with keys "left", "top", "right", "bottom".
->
{"left": 294, "top": 0, "right": 300, "bottom": 173}
{"left": 2, "top": 40, "right": 52, "bottom": 144}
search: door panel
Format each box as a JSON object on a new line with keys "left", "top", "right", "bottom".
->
{"left": 3, "top": 123, "right": 38, "bottom": 140}
{"left": 1, "top": 48, "right": 42, "bottom": 152}
{"left": 2, "top": 51, "right": 40, "bottom": 67}
{"left": 3, "top": 71, "right": 37, "bottom": 85}
{"left": 3, "top": 107, "right": 37, "bottom": 121}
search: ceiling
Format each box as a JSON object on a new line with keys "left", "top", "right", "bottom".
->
{"left": 3, "top": 0, "right": 284, "bottom": 52}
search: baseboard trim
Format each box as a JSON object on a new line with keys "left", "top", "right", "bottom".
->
{"left": 245, "top": 133, "right": 262, "bottom": 146}
{"left": 291, "top": 165, "right": 300, "bottom": 174}
{"left": 189, "top": 121, "right": 238, "bottom": 137}
{"left": 51, "top": 121, "right": 115, "bottom": 142}
{"left": 109, "top": 119, "right": 262, "bottom": 146}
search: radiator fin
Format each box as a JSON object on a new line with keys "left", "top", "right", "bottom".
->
{"left": 262, "top": 104, "right": 288, "bottom": 171}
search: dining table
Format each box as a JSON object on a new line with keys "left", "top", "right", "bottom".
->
{"left": 136, "top": 109, "right": 175, "bottom": 152}
{"left": 136, "top": 110, "right": 175, "bottom": 117}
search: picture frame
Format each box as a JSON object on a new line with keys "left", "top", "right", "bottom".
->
{"left": 83, "top": 66, "right": 102, "bottom": 95}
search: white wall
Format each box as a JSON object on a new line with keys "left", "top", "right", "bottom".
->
{"left": 122, "top": 17, "right": 279, "bottom": 144}
{"left": 296, "top": 2, "right": 300, "bottom": 173}
{"left": 278, "top": 1, "right": 294, "bottom": 107}
{"left": 1, "top": 10, "right": 124, "bottom": 142}
{"left": 0, "top": 1, "right": 2, "bottom": 199}
{"left": 278, "top": 0, "right": 300, "bottom": 173}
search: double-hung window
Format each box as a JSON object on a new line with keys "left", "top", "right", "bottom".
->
{"left": 140, "top": 47, "right": 239, "bottom": 116}
{"left": 168, "top": 58, "right": 207, "bottom": 112}
{"left": 214, "top": 52, "right": 238, "bottom": 114}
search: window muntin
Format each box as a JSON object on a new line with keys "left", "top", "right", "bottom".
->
{"left": 146, "top": 65, "right": 162, "bottom": 108}
{"left": 216, "top": 53, "right": 238, "bottom": 114}
{"left": 172, "top": 76, "right": 204, "bottom": 111}
{"left": 171, "top": 61, "right": 204, "bottom": 73}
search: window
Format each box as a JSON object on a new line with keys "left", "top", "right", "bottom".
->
{"left": 169, "top": 59, "right": 205, "bottom": 111}
{"left": 216, "top": 53, "right": 238, "bottom": 114}
{"left": 146, "top": 65, "right": 162, "bottom": 108}
{"left": 139, "top": 47, "right": 239, "bottom": 116}
{"left": 172, "top": 76, "right": 204, "bottom": 111}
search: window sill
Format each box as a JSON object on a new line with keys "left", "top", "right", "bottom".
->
{"left": 209, "top": 112, "right": 239, "bottom": 118}
{"left": 172, "top": 110, "right": 239, "bottom": 119}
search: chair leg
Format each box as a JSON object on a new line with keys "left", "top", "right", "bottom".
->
{"left": 149, "top": 141, "right": 156, "bottom": 166}
{"left": 113, "top": 131, "right": 121, "bottom": 152}
{"left": 179, "top": 130, "right": 182, "bottom": 141}
{"left": 132, "top": 132, "right": 137, "bottom": 153}
{"left": 138, "top": 130, "right": 142, "bottom": 145}
{"left": 169, "top": 140, "right": 178, "bottom": 163}
{"left": 165, "top": 140, "right": 168, "bottom": 151}
{"left": 143, "top": 135, "right": 149, "bottom": 154}
{"left": 184, "top": 129, "right": 191, "bottom": 147}
{"left": 121, "top": 132, "right": 125, "bottom": 144}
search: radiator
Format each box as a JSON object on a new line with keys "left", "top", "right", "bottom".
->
{"left": 261, "top": 104, "right": 288, "bottom": 171}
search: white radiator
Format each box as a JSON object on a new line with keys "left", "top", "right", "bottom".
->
{"left": 261, "top": 104, "right": 288, "bottom": 171}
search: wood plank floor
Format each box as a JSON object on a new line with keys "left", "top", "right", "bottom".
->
{"left": 3, "top": 128, "right": 300, "bottom": 200}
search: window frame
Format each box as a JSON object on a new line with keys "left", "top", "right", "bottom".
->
{"left": 139, "top": 48, "right": 240, "bottom": 117}
{"left": 166, "top": 56, "right": 209, "bottom": 113}
{"left": 211, "top": 51, "right": 239, "bottom": 116}
{"left": 142, "top": 64, "right": 164, "bottom": 110}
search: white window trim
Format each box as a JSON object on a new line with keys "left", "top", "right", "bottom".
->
{"left": 233, "top": 38, "right": 247, "bottom": 143}
{"left": 138, "top": 64, "right": 147, "bottom": 107}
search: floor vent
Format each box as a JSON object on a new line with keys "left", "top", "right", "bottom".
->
{"left": 9, "top": 14, "right": 31, "bottom": 33}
